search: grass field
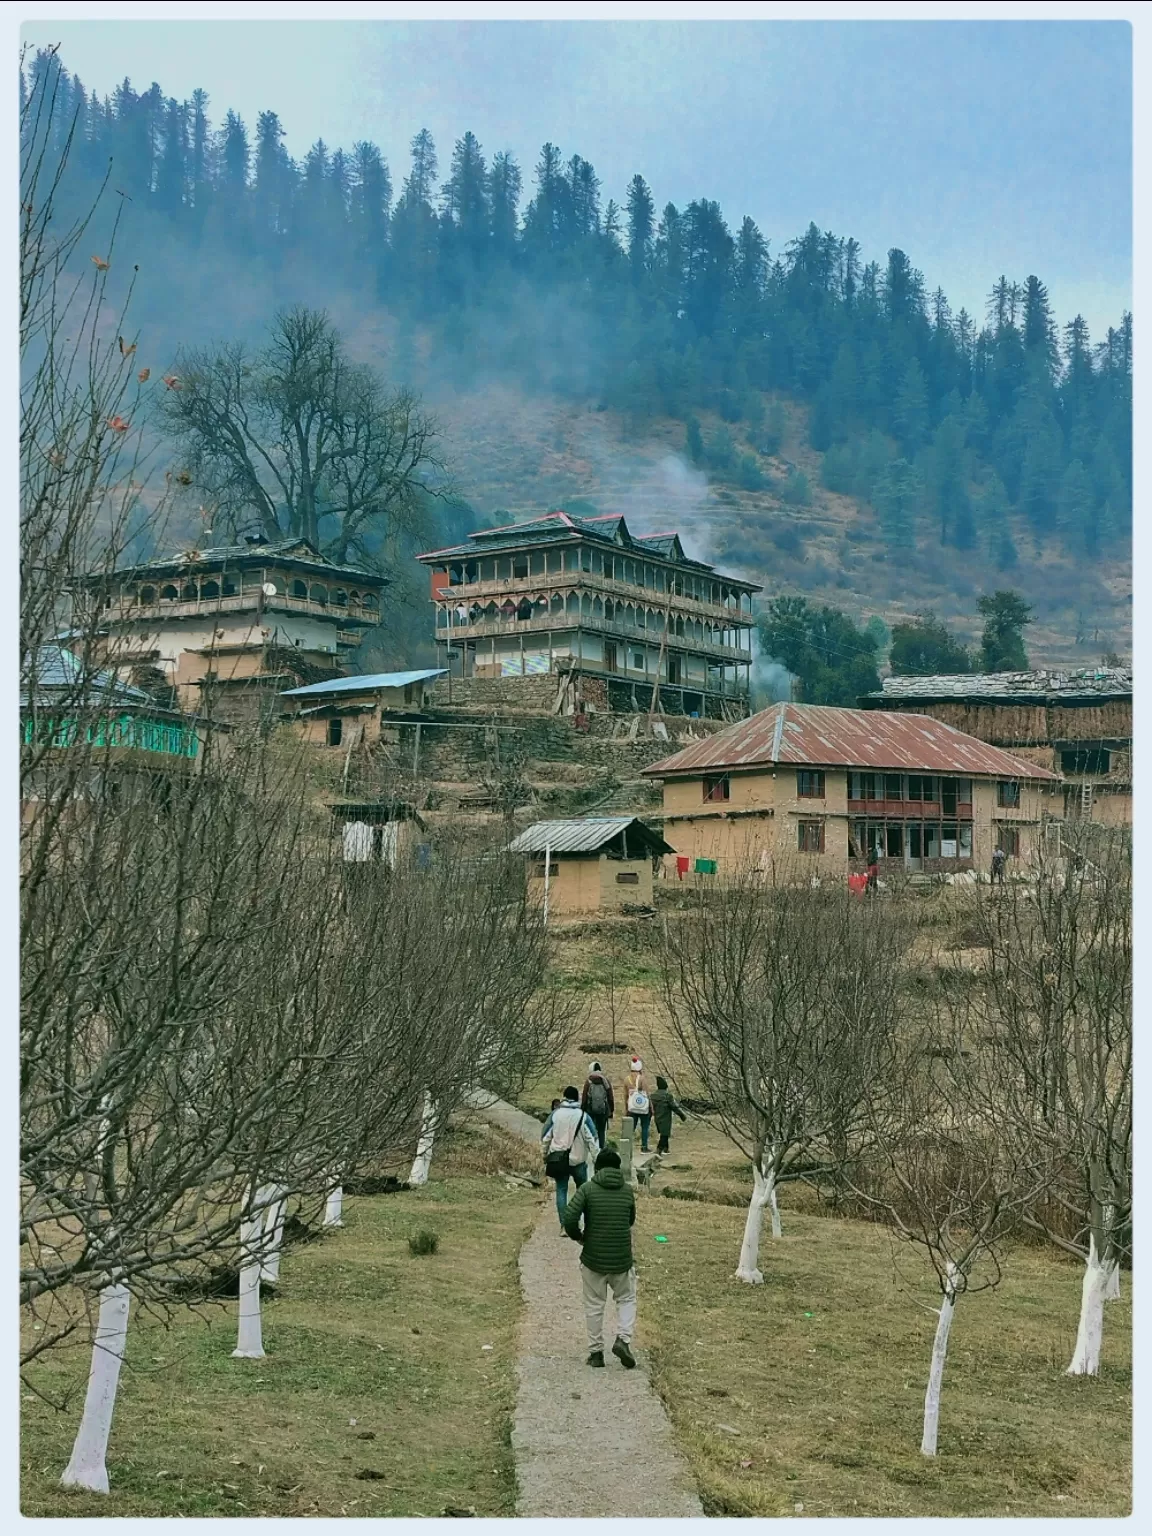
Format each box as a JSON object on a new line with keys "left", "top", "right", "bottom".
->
{"left": 21, "top": 1164, "right": 537, "bottom": 1518}
{"left": 530, "top": 924, "right": 1133, "bottom": 1519}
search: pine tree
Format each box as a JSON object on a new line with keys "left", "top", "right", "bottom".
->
{"left": 443, "top": 131, "right": 490, "bottom": 266}
{"left": 893, "top": 358, "right": 929, "bottom": 451}
{"left": 978, "top": 591, "right": 1032, "bottom": 671}
{"left": 155, "top": 96, "right": 187, "bottom": 215}
{"left": 487, "top": 151, "right": 521, "bottom": 263}
{"left": 253, "top": 110, "right": 293, "bottom": 247}
{"left": 625, "top": 174, "right": 654, "bottom": 281}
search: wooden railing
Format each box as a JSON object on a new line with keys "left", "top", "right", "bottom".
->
{"left": 441, "top": 611, "right": 753, "bottom": 665}
{"left": 436, "top": 569, "right": 756, "bottom": 626}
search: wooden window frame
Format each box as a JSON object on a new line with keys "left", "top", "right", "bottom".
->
{"left": 797, "top": 769, "right": 826, "bottom": 799}
{"left": 797, "top": 820, "right": 825, "bottom": 854}
{"left": 997, "top": 780, "right": 1021, "bottom": 808}
{"left": 703, "top": 774, "right": 731, "bottom": 804}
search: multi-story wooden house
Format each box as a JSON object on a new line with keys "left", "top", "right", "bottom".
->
{"left": 416, "top": 511, "right": 761, "bottom": 719}
{"left": 862, "top": 669, "right": 1132, "bottom": 826}
{"left": 74, "top": 535, "right": 386, "bottom": 722}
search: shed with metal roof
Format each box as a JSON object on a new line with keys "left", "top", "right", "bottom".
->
{"left": 506, "top": 816, "right": 672, "bottom": 915}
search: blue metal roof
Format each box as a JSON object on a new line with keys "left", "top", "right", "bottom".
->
{"left": 281, "top": 668, "right": 447, "bottom": 699}
{"left": 22, "top": 645, "right": 152, "bottom": 704}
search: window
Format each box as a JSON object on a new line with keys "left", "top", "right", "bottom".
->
{"left": 292, "top": 580, "right": 308, "bottom": 599}
{"left": 942, "top": 823, "right": 958, "bottom": 858}
{"left": 327, "top": 718, "right": 343, "bottom": 747}
{"left": 703, "top": 774, "right": 730, "bottom": 803}
{"left": 959, "top": 825, "right": 973, "bottom": 857}
{"left": 797, "top": 769, "right": 825, "bottom": 799}
{"left": 886, "top": 825, "right": 903, "bottom": 858}
{"left": 533, "top": 861, "right": 559, "bottom": 878}
{"left": 798, "top": 821, "right": 825, "bottom": 853}
{"left": 885, "top": 774, "right": 903, "bottom": 801}
{"left": 997, "top": 780, "right": 1021, "bottom": 808}
{"left": 632, "top": 652, "right": 645, "bottom": 670}
{"left": 941, "top": 778, "right": 957, "bottom": 815}
{"left": 513, "top": 556, "right": 529, "bottom": 579}
{"left": 997, "top": 828, "right": 1020, "bottom": 857}
{"left": 849, "top": 771, "right": 879, "bottom": 801}
{"left": 139, "top": 585, "right": 156, "bottom": 603}
{"left": 1061, "top": 748, "right": 1111, "bottom": 776}
{"left": 160, "top": 584, "right": 178, "bottom": 600}
{"left": 615, "top": 871, "right": 640, "bottom": 885}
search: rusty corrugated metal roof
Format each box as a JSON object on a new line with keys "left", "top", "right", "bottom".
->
{"left": 865, "top": 668, "right": 1132, "bottom": 704}
{"left": 507, "top": 816, "right": 674, "bottom": 855}
{"left": 641, "top": 703, "right": 1060, "bottom": 781}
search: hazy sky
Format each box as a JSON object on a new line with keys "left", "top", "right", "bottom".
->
{"left": 21, "top": 18, "right": 1132, "bottom": 338}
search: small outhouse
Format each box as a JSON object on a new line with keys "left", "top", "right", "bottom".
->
{"left": 506, "top": 816, "right": 673, "bottom": 914}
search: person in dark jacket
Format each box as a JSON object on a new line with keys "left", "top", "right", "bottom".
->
{"left": 650, "top": 1076, "right": 686, "bottom": 1156}
{"left": 561, "top": 1147, "right": 637, "bottom": 1369}
{"left": 580, "top": 1061, "right": 615, "bottom": 1148}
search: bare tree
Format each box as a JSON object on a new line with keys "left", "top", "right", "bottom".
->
{"left": 852, "top": 1023, "right": 1053, "bottom": 1456}
{"left": 158, "top": 306, "right": 446, "bottom": 566}
{"left": 966, "top": 827, "right": 1131, "bottom": 1376}
{"left": 663, "top": 874, "right": 907, "bottom": 1284}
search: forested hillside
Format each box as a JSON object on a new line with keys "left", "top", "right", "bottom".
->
{"left": 22, "top": 48, "right": 1132, "bottom": 664}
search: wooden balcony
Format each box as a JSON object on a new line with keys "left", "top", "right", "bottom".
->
{"left": 441, "top": 611, "right": 753, "bottom": 665}
{"left": 437, "top": 569, "right": 756, "bottom": 627}
{"left": 101, "top": 592, "right": 379, "bottom": 628}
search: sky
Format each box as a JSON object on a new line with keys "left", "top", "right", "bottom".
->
{"left": 20, "top": 17, "right": 1133, "bottom": 338}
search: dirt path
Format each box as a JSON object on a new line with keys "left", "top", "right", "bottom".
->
{"left": 511, "top": 1192, "right": 704, "bottom": 1518}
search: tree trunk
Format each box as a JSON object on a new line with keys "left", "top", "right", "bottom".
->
{"left": 232, "top": 1211, "right": 266, "bottom": 1359}
{"left": 323, "top": 1185, "right": 344, "bottom": 1227}
{"left": 260, "top": 1186, "right": 288, "bottom": 1285}
{"left": 408, "top": 1091, "right": 436, "bottom": 1188}
{"left": 1067, "top": 1236, "right": 1117, "bottom": 1377}
{"left": 60, "top": 1282, "right": 130, "bottom": 1493}
{"left": 768, "top": 1174, "right": 782, "bottom": 1239}
{"left": 921, "top": 1265, "right": 958, "bottom": 1456}
{"left": 735, "top": 1161, "right": 773, "bottom": 1285}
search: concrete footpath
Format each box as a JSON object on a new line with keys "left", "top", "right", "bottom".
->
{"left": 510, "top": 1198, "right": 703, "bottom": 1518}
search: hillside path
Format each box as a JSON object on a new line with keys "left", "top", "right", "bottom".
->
{"left": 511, "top": 1177, "right": 703, "bottom": 1518}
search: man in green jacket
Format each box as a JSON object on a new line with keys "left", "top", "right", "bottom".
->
{"left": 561, "top": 1147, "right": 637, "bottom": 1369}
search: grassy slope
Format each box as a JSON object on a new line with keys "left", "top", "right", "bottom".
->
{"left": 417, "top": 380, "right": 1131, "bottom": 667}
{"left": 21, "top": 1168, "right": 536, "bottom": 1518}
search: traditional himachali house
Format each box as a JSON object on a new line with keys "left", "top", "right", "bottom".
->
{"left": 642, "top": 702, "right": 1060, "bottom": 882}
{"left": 862, "top": 668, "right": 1132, "bottom": 828}
{"left": 506, "top": 816, "right": 674, "bottom": 914}
{"left": 416, "top": 511, "right": 761, "bottom": 719}
{"left": 74, "top": 535, "right": 387, "bottom": 722}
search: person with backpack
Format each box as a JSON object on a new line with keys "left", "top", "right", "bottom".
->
{"left": 624, "top": 1057, "right": 652, "bottom": 1153}
{"left": 561, "top": 1146, "right": 637, "bottom": 1369}
{"left": 581, "top": 1061, "right": 615, "bottom": 1148}
{"left": 650, "top": 1076, "right": 687, "bottom": 1156}
{"left": 541, "top": 1087, "right": 600, "bottom": 1226}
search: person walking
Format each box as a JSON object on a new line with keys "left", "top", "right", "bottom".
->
{"left": 866, "top": 850, "right": 880, "bottom": 896}
{"left": 991, "top": 845, "right": 1007, "bottom": 884}
{"left": 580, "top": 1061, "right": 615, "bottom": 1149}
{"left": 541, "top": 1087, "right": 599, "bottom": 1228}
{"left": 650, "top": 1076, "right": 686, "bottom": 1156}
{"left": 561, "top": 1146, "right": 637, "bottom": 1369}
{"left": 624, "top": 1057, "right": 652, "bottom": 1152}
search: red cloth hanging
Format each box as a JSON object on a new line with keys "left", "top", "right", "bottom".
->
{"left": 676, "top": 855, "right": 690, "bottom": 880}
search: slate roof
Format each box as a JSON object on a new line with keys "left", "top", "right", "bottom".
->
{"left": 81, "top": 537, "right": 388, "bottom": 587}
{"left": 282, "top": 668, "right": 446, "bottom": 699}
{"left": 418, "top": 511, "right": 761, "bottom": 589}
{"left": 865, "top": 669, "right": 1132, "bottom": 704}
{"left": 642, "top": 703, "right": 1059, "bottom": 781}
{"left": 506, "top": 815, "right": 674, "bottom": 856}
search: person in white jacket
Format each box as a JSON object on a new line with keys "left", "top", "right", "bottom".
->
{"left": 541, "top": 1087, "right": 600, "bottom": 1227}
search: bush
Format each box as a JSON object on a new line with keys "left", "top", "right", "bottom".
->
{"left": 408, "top": 1229, "right": 440, "bottom": 1257}
{"left": 781, "top": 469, "right": 812, "bottom": 506}
{"left": 736, "top": 453, "right": 766, "bottom": 491}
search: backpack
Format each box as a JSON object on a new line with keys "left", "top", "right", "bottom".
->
{"left": 586, "top": 1079, "right": 610, "bottom": 1117}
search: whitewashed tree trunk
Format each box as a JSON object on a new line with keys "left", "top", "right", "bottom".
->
{"left": 921, "top": 1264, "right": 958, "bottom": 1456}
{"left": 232, "top": 1201, "right": 269, "bottom": 1360}
{"left": 1067, "top": 1235, "right": 1117, "bottom": 1376}
{"left": 60, "top": 1282, "right": 130, "bottom": 1493}
{"left": 408, "top": 1091, "right": 437, "bottom": 1187}
{"left": 260, "top": 1186, "right": 288, "bottom": 1284}
{"left": 1105, "top": 1263, "right": 1121, "bottom": 1301}
{"left": 735, "top": 1162, "right": 773, "bottom": 1285}
{"left": 768, "top": 1174, "right": 782, "bottom": 1239}
{"left": 323, "top": 1185, "right": 344, "bottom": 1227}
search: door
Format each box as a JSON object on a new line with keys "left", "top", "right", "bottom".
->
{"left": 906, "top": 824, "right": 922, "bottom": 870}
{"left": 603, "top": 641, "right": 618, "bottom": 673}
